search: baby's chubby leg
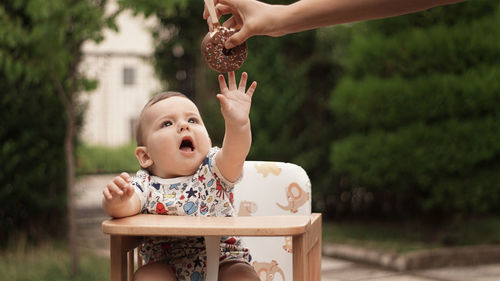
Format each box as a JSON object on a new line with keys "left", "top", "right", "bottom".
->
{"left": 218, "top": 261, "right": 260, "bottom": 281}
{"left": 134, "top": 262, "right": 177, "bottom": 281}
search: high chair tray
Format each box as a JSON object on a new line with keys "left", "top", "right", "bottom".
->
{"left": 102, "top": 213, "right": 320, "bottom": 236}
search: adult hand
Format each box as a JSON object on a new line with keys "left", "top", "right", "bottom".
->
{"left": 204, "top": 0, "right": 283, "bottom": 49}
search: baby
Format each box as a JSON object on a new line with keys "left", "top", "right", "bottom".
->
{"left": 102, "top": 72, "right": 259, "bottom": 281}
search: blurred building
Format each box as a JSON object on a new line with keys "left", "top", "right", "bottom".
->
{"left": 79, "top": 0, "right": 162, "bottom": 146}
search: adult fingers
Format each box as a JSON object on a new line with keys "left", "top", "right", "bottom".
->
{"left": 218, "top": 0, "right": 240, "bottom": 8}
{"left": 216, "top": 3, "right": 236, "bottom": 16}
{"left": 225, "top": 27, "right": 250, "bottom": 49}
{"left": 203, "top": 5, "right": 213, "bottom": 31}
{"left": 204, "top": 0, "right": 223, "bottom": 17}
{"left": 203, "top": 5, "right": 209, "bottom": 19}
{"left": 207, "top": 17, "right": 214, "bottom": 32}
{"left": 221, "top": 15, "right": 241, "bottom": 30}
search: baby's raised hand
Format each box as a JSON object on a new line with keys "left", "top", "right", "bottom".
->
{"left": 217, "top": 71, "right": 257, "bottom": 126}
{"left": 102, "top": 172, "right": 135, "bottom": 204}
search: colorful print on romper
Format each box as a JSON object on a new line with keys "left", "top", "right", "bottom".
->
{"left": 130, "top": 147, "right": 251, "bottom": 278}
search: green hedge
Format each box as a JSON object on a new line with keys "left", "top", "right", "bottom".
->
{"left": 346, "top": 6, "right": 500, "bottom": 78}
{"left": 331, "top": 65, "right": 500, "bottom": 131}
{"left": 76, "top": 143, "right": 140, "bottom": 175}
{"left": 329, "top": 0, "right": 500, "bottom": 216}
{"left": 331, "top": 113, "right": 500, "bottom": 184}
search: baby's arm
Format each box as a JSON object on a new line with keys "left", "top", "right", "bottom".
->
{"left": 102, "top": 172, "right": 141, "bottom": 218}
{"left": 216, "top": 71, "right": 257, "bottom": 182}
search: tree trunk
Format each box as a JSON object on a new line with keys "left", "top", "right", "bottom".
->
{"left": 65, "top": 95, "right": 79, "bottom": 277}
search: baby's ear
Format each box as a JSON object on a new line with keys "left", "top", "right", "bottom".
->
{"left": 135, "top": 146, "right": 153, "bottom": 168}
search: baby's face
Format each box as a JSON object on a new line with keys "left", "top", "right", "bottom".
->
{"left": 140, "top": 96, "right": 211, "bottom": 178}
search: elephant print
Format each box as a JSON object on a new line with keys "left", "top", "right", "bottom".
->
{"left": 276, "top": 182, "right": 309, "bottom": 213}
{"left": 252, "top": 260, "right": 285, "bottom": 281}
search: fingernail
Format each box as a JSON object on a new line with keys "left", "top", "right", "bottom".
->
{"left": 225, "top": 42, "right": 234, "bottom": 49}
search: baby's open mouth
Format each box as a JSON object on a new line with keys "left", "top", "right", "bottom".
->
{"left": 179, "top": 138, "right": 195, "bottom": 152}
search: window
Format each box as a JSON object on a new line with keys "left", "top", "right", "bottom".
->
{"left": 123, "top": 67, "right": 136, "bottom": 86}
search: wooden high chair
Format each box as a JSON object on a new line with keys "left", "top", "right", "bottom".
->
{"left": 102, "top": 161, "right": 322, "bottom": 281}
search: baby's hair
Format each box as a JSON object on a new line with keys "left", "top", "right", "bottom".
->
{"left": 136, "top": 91, "right": 188, "bottom": 146}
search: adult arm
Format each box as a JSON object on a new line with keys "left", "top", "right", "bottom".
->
{"left": 208, "top": 0, "right": 465, "bottom": 48}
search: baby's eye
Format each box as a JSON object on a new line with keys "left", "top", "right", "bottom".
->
{"left": 162, "top": 121, "right": 172, "bottom": 127}
{"left": 188, "top": 118, "right": 197, "bottom": 124}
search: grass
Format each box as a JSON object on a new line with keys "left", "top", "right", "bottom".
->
{"left": 0, "top": 241, "right": 109, "bottom": 281}
{"left": 322, "top": 216, "right": 500, "bottom": 253}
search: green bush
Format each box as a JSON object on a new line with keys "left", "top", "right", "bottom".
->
{"left": 76, "top": 143, "right": 139, "bottom": 175}
{"left": 331, "top": 114, "right": 500, "bottom": 214}
{"left": 346, "top": 2, "right": 500, "bottom": 78}
{"left": 329, "top": 0, "right": 500, "bottom": 217}
{"left": 0, "top": 87, "right": 67, "bottom": 244}
{"left": 0, "top": 0, "right": 69, "bottom": 242}
{"left": 331, "top": 65, "right": 500, "bottom": 131}
{"left": 0, "top": 0, "right": 109, "bottom": 243}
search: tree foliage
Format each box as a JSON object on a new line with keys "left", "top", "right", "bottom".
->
{"left": 329, "top": 0, "right": 500, "bottom": 217}
{"left": 0, "top": 0, "right": 111, "bottom": 244}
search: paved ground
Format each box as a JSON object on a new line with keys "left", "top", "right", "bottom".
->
{"left": 76, "top": 175, "right": 500, "bottom": 281}
{"left": 321, "top": 257, "right": 500, "bottom": 281}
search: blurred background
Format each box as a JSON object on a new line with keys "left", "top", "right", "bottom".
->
{"left": 1, "top": 0, "right": 499, "bottom": 279}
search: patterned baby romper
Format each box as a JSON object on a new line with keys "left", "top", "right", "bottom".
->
{"left": 131, "top": 147, "right": 251, "bottom": 281}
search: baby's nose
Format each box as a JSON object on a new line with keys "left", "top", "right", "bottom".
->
{"left": 178, "top": 122, "right": 190, "bottom": 132}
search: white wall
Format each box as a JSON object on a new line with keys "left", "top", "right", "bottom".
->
{"left": 79, "top": 1, "right": 162, "bottom": 146}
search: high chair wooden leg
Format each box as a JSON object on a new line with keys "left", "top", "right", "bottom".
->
{"left": 110, "top": 235, "right": 128, "bottom": 281}
{"left": 308, "top": 213, "right": 322, "bottom": 281}
{"left": 293, "top": 233, "right": 308, "bottom": 281}
{"left": 110, "top": 235, "right": 141, "bottom": 281}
